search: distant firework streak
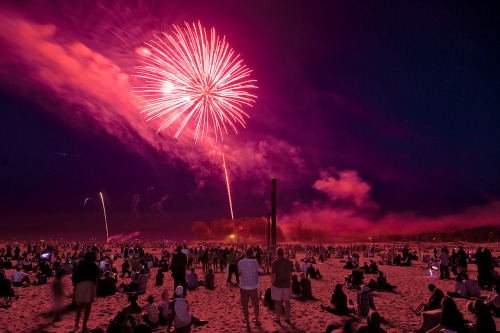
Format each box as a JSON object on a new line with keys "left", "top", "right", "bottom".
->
{"left": 222, "top": 153, "right": 234, "bottom": 220}
{"left": 135, "top": 21, "right": 257, "bottom": 142}
{"left": 99, "top": 192, "right": 109, "bottom": 243}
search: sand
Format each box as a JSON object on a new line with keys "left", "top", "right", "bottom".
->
{"left": 1, "top": 243, "right": 500, "bottom": 332}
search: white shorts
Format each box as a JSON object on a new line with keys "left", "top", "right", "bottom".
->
{"left": 271, "top": 285, "right": 291, "bottom": 301}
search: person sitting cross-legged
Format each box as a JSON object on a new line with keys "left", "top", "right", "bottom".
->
{"left": 446, "top": 275, "right": 467, "bottom": 298}
{"left": 186, "top": 268, "right": 198, "bottom": 290}
{"left": 142, "top": 295, "right": 159, "bottom": 326}
{"left": 356, "top": 285, "right": 376, "bottom": 317}
{"left": 321, "top": 283, "right": 349, "bottom": 316}
{"left": 11, "top": 266, "right": 30, "bottom": 287}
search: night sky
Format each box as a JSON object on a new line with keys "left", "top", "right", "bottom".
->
{"left": 1, "top": 1, "right": 499, "bottom": 241}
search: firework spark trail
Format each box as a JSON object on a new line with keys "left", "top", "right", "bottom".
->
{"left": 222, "top": 153, "right": 234, "bottom": 220}
{"left": 134, "top": 21, "right": 257, "bottom": 142}
{"left": 99, "top": 192, "right": 109, "bottom": 242}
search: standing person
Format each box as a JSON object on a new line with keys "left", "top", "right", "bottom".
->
{"left": 227, "top": 248, "right": 239, "bottom": 283}
{"left": 238, "top": 248, "right": 261, "bottom": 327}
{"left": 271, "top": 248, "right": 293, "bottom": 325}
{"left": 439, "top": 247, "right": 450, "bottom": 280}
{"left": 170, "top": 246, "right": 187, "bottom": 296}
{"left": 72, "top": 251, "right": 99, "bottom": 332}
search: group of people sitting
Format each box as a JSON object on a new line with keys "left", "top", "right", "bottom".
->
{"left": 108, "top": 287, "right": 208, "bottom": 333}
{"left": 290, "top": 273, "right": 312, "bottom": 299}
{"left": 321, "top": 283, "right": 387, "bottom": 332}
{"left": 412, "top": 283, "right": 497, "bottom": 332}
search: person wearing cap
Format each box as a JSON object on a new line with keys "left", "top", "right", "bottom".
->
{"left": 356, "top": 285, "right": 376, "bottom": 317}
{"left": 271, "top": 247, "right": 293, "bottom": 325}
{"left": 238, "top": 248, "right": 261, "bottom": 327}
{"left": 172, "top": 286, "right": 192, "bottom": 329}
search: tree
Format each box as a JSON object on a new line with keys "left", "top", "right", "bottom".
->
{"left": 190, "top": 221, "right": 211, "bottom": 240}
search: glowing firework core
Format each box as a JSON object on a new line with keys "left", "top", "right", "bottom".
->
{"left": 135, "top": 22, "right": 257, "bottom": 142}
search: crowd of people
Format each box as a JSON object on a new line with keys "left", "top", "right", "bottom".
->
{"left": 0, "top": 241, "right": 500, "bottom": 332}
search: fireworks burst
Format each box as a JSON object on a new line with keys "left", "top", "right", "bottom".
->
{"left": 135, "top": 22, "right": 257, "bottom": 142}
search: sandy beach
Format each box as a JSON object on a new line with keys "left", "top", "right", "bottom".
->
{"left": 1, "top": 243, "right": 500, "bottom": 333}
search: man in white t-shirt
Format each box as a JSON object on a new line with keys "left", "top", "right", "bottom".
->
{"left": 238, "top": 248, "right": 260, "bottom": 327}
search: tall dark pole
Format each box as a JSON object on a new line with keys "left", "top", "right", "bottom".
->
{"left": 267, "top": 213, "right": 270, "bottom": 249}
{"left": 272, "top": 179, "right": 277, "bottom": 246}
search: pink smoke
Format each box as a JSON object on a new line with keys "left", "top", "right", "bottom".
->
{"left": 281, "top": 170, "right": 500, "bottom": 240}
{"left": 108, "top": 231, "right": 140, "bottom": 242}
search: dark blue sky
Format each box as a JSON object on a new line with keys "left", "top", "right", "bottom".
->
{"left": 0, "top": 1, "right": 499, "bottom": 240}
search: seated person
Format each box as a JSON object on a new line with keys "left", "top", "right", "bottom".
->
{"left": 361, "top": 263, "right": 370, "bottom": 275}
{"left": 62, "top": 260, "right": 73, "bottom": 275}
{"left": 294, "top": 260, "right": 301, "bottom": 273}
{"left": 121, "top": 293, "right": 143, "bottom": 328}
{"left": 155, "top": 269, "right": 164, "bottom": 286}
{"left": 400, "top": 256, "right": 412, "bottom": 266}
{"left": 356, "top": 286, "right": 376, "bottom": 317}
{"left": 171, "top": 286, "right": 207, "bottom": 330}
{"left": 103, "top": 263, "right": 113, "bottom": 274}
{"left": 421, "top": 297, "right": 466, "bottom": 333}
{"left": 345, "top": 269, "right": 364, "bottom": 290}
{"left": 98, "top": 272, "right": 117, "bottom": 297}
{"left": 376, "top": 271, "right": 395, "bottom": 291}
{"left": 290, "top": 274, "right": 302, "bottom": 299}
{"left": 463, "top": 274, "right": 481, "bottom": 297}
{"left": 411, "top": 284, "right": 444, "bottom": 315}
{"left": 263, "top": 287, "right": 273, "bottom": 309}
{"left": 446, "top": 275, "right": 467, "bottom": 298}
{"left": 369, "top": 260, "right": 379, "bottom": 274}
{"left": 466, "top": 299, "right": 496, "bottom": 333}
{"left": 142, "top": 295, "right": 159, "bottom": 326}
{"left": 121, "top": 260, "right": 132, "bottom": 278}
{"left": 40, "top": 262, "right": 53, "bottom": 278}
{"left": 306, "top": 264, "right": 321, "bottom": 279}
{"left": 186, "top": 268, "right": 198, "bottom": 290}
{"left": 357, "top": 310, "right": 387, "bottom": 333}
{"left": 343, "top": 260, "right": 354, "bottom": 269}
{"left": 204, "top": 268, "right": 215, "bottom": 289}
{"left": 159, "top": 290, "right": 172, "bottom": 324}
{"left": 485, "top": 285, "right": 500, "bottom": 317}
{"left": 108, "top": 293, "right": 143, "bottom": 333}
{"left": 301, "top": 261, "right": 308, "bottom": 272}
{"left": 299, "top": 272, "right": 312, "bottom": 298}
{"left": 29, "top": 266, "right": 47, "bottom": 285}
{"left": 131, "top": 269, "right": 148, "bottom": 293}
{"left": 11, "top": 266, "right": 30, "bottom": 287}
{"left": 0, "top": 270, "right": 15, "bottom": 300}
{"left": 321, "top": 283, "right": 349, "bottom": 316}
